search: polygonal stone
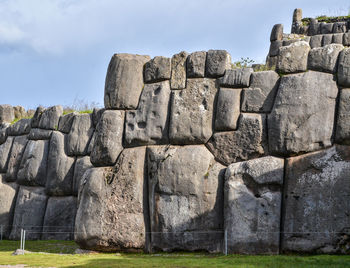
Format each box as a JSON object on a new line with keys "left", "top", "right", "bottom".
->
{"left": 92, "top": 108, "right": 105, "bottom": 127}
{"left": 0, "top": 105, "right": 14, "bottom": 124}
{"left": 10, "top": 186, "right": 48, "bottom": 240}
{"left": 75, "top": 147, "right": 146, "bottom": 251}
{"left": 344, "top": 32, "right": 350, "bottom": 46}
{"left": 13, "top": 106, "right": 26, "bottom": 119}
{"left": 310, "top": 35, "right": 323, "bottom": 48}
{"left": 277, "top": 41, "right": 310, "bottom": 73}
{"left": 67, "top": 114, "right": 94, "bottom": 156}
{"left": 0, "top": 123, "right": 9, "bottom": 145}
{"left": 58, "top": 112, "right": 77, "bottom": 134}
{"left": 332, "top": 33, "right": 344, "bottom": 44}
{"left": 207, "top": 113, "right": 267, "bottom": 166}
{"left": 308, "top": 19, "right": 320, "bottom": 36}
{"left": 124, "top": 81, "right": 171, "bottom": 146}
{"left": 31, "top": 106, "right": 45, "bottom": 128}
{"left": 46, "top": 131, "right": 75, "bottom": 196}
{"left": 219, "top": 68, "right": 253, "bottom": 88}
{"left": 335, "top": 89, "right": 350, "bottom": 144}
{"left": 104, "top": 53, "right": 150, "bottom": 109}
{"left": 38, "top": 105, "right": 63, "bottom": 130}
{"left": 282, "top": 146, "right": 350, "bottom": 253}
{"left": 225, "top": 156, "right": 284, "bottom": 254}
{"left": 322, "top": 34, "right": 333, "bottom": 46}
{"left": 270, "top": 24, "right": 283, "bottom": 41}
{"left": 308, "top": 44, "right": 344, "bottom": 73}
{"left": 42, "top": 196, "right": 77, "bottom": 240}
{"left": 169, "top": 78, "right": 218, "bottom": 144}
{"left": 90, "top": 110, "right": 124, "bottom": 166}
{"left": 320, "top": 22, "right": 334, "bottom": 34}
{"left": 28, "top": 128, "right": 52, "bottom": 140}
{"left": 0, "top": 137, "right": 14, "bottom": 173}
{"left": 72, "top": 156, "right": 92, "bottom": 196}
{"left": 292, "top": 8, "right": 302, "bottom": 23}
{"left": 268, "top": 71, "right": 338, "bottom": 156}
{"left": 170, "top": 51, "right": 188, "bottom": 89}
{"left": 338, "top": 48, "right": 350, "bottom": 87}
{"left": 186, "top": 51, "right": 206, "bottom": 78}
{"left": 144, "top": 56, "right": 171, "bottom": 83}
{"left": 148, "top": 145, "right": 225, "bottom": 252}
{"left": 205, "top": 50, "right": 231, "bottom": 78}
{"left": 269, "top": 40, "right": 283, "bottom": 57}
{"left": 5, "top": 135, "right": 27, "bottom": 182}
{"left": 215, "top": 88, "right": 241, "bottom": 131}
{"left": 7, "top": 119, "right": 31, "bottom": 136}
{"left": 333, "top": 22, "right": 347, "bottom": 33}
{"left": 241, "top": 71, "right": 280, "bottom": 112}
{"left": 17, "top": 140, "right": 49, "bottom": 187}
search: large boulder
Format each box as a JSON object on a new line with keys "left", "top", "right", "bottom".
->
{"left": 0, "top": 105, "right": 14, "bottom": 124}
{"left": 38, "top": 105, "right": 63, "bottom": 130}
{"left": 241, "top": 71, "right": 280, "bottom": 112}
{"left": 46, "top": 132, "right": 75, "bottom": 196}
{"left": 5, "top": 135, "right": 28, "bottom": 182}
{"left": 310, "top": 35, "right": 323, "bottom": 49}
{"left": 67, "top": 113, "right": 94, "bottom": 156}
{"left": 28, "top": 128, "right": 52, "bottom": 140}
{"left": 170, "top": 51, "right": 188, "bottom": 89}
{"left": 104, "top": 53, "right": 150, "bottom": 109}
{"left": 0, "top": 175, "right": 18, "bottom": 238}
{"left": 270, "top": 24, "right": 283, "bottom": 41}
{"left": 215, "top": 88, "right": 241, "bottom": 131}
{"left": 72, "top": 156, "right": 92, "bottom": 195}
{"left": 57, "top": 112, "right": 77, "bottom": 134}
{"left": 124, "top": 81, "right": 171, "bottom": 146}
{"left": 90, "top": 110, "right": 124, "bottom": 166}
{"left": 42, "top": 196, "right": 77, "bottom": 240}
{"left": 0, "top": 123, "right": 9, "bottom": 144}
{"left": 169, "top": 78, "right": 218, "bottom": 144}
{"left": 219, "top": 68, "right": 253, "bottom": 88}
{"left": 225, "top": 156, "right": 284, "bottom": 254}
{"left": 0, "top": 136, "right": 14, "bottom": 172}
{"left": 282, "top": 146, "right": 350, "bottom": 253}
{"left": 147, "top": 145, "right": 225, "bottom": 252}
{"left": 7, "top": 119, "right": 31, "bottom": 136}
{"left": 277, "top": 41, "right": 310, "bottom": 73}
{"left": 308, "top": 44, "right": 344, "bottom": 73}
{"left": 17, "top": 140, "right": 49, "bottom": 187}
{"left": 337, "top": 48, "right": 350, "bottom": 87}
{"left": 207, "top": 113, "right": 267, "bottom": 166}
{"left": 75, "top": 147, "right": 146, "bottom": 251}
{"left": 268, "top": 71, "right": 338, "bottom": 156}
{"left": 205, "top": 50, "right": 231, "bottom": 78}
{"left": 144, "top": 56, "right": 171, "bottom": 83}
{"left": 336, "top": 89, "right": 350, "bottom": 144}
{"left": 186, "top": 51, "right": 206, "bottom": 78}
{"left": 31, "top": 106, "right": 45, "bottom": 128}
{"left": 10, "top": 186, "right": 48, "bottom": 240}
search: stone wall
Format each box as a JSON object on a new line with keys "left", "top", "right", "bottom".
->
{"left": 0, "top": 9, "right": 350, "bottom": 255}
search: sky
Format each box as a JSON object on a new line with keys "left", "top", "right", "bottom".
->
{"left": 0, "top": 0, "right": 349, "bottom": 110}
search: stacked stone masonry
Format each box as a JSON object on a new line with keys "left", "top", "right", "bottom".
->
{"left": 0, "top": 8, "right": 350, "bottom": 255}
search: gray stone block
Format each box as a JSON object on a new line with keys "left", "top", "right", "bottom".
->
{"left": 308, "top": 19, "right": 320, "bottom": 35}
{"left": 0, "top": 136, "right": 13, "bottom": 173}
{"left": 320, "top": 22, "right": 334, "bottom": 34}
{"left": 169, "top": 78, "right": 217, "bottom": 144}
{"left": 170, "top": 51, "right": 188, "bottom": 89}
{"left": 205, "top": 50, "right": 231, "bottom": 78}
{"left": 335, "top": 89, "right": 350, "bottom": 144}
{"left": 72, "top": 156, "right": 92, "bottom": 196}
{"left": 0, "top": 123, "right": 9, "bottom": 145}
{"left": 269, "top": 40, "right": 283, "bottom": 57}
{"left": 104, "top": 53, "right": 150, "bottom": 109}
{"left": 28, "top": 128, "right": 52, "bottom": 140}
{"left": 310, "top": 35, "right": 323, "bottom": 49}
{"left": 219, "top": 68, "right": 253, "bottom": 88}
{"left": 38, "top": 105, "right": 63, "bottom": 130}
{"left": 282, "top": 39, "right": 301, "bottom": 47}
{"left": 124, "top": 81, "right": 171, "bottom": 146}
{"left": 344, "top": 32, "right": 350, "bottom": 46}
{"left": 31, "top": 106, "right": 45, "bottom": 128}
{"left": 186, "top": 51, "right": 206, "bottom": 78}
{"left": 270, "top": 24, "right": 283, "bottom": 41}
{"left": 225, "top": 156, "right": 284, "bottom": 254}
{"left": 92, "top": 108, "right": 105, "bottom": 127}
{"left": 332, "top": 33, "right": 344, "bottom": 44}
{"left": 338, "top": 48, "right": 350, "bottom": 87}
{"left": 7, "top": 119, "right": 31, "bottom": 136}
{"left": 333, "top": 22, "right": 347, "bottom": 33}
{"left": 0, "top": 105, "right": 14, "bottom": 124}
{"left": 322, "top": 34, "right": 333, "bottom": 46}
{"left": 308, "top": 44, "right": 344, "bottom": 73}
{"left": 13, "top": 106, "right": 26, "bottom": 119}
{"left": 58, "top": 112, "right": 77, "bottom": 134}
{"left": 215, "top": 88, "right": 241, "bottom": 131}
{"left": 277, "top": 41, "right": 310, "bottom": 73}
{"left": 144, "top": 56, "right": 171, "bottom": 83}
{"left": 5, "top": 135, "right": 27, "bottom": 182}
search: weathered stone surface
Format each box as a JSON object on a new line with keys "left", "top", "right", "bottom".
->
{"left": 87, "top": 131, "right": 95, "bottom": 155}
{"left": 308, "top": 19, "right": 320, "bottom": 35}
{"left": 282, "top": 39, "right": 301, "bottom": 47}
{"left": 38, "top": 105, "right": 63, "bottom": 130}
{"left": 206, "top": 50, "right": 231, "bottom": 78}
{"left": 31, "top": 106, "right": 45, "bottom": 128}
{"left": 282, "top": 146, "right": 350, "bottom": 253}
{"left": 266, "top": 55, "right": 277, "bottom": 69}
{"left": 219, "top": 68, "right": 253, "bottom": 88}
{"left": 124, "top": 81, "right": 171, "bottom": 146}
{"left": 333, "top": 22, "right": 347, "bottom": 33}
{"left": 170, "top": 51, "right": 188, "bottom": 89}
{"left": 335, "top": 89, "right": 350, "bottom": 144}
{"left": 0, "top": 137, "right": 14, "bottom": 173}
{"left": 5, "top": 135, "right": 27, "bottom": 182}
{"left": 58, "top": 112, "right": 77, "bottom": 133}
{"left": 270, "top": 24, "right": 283, "bottom": 41}
{"left": 186, "top": 51, "right": 206, "bottom": 78}
{"left": 144, "top": 56, "right": 171, "bottom": 83}
{"left": 42, "top": 196, "right": 77, "bottom": 240}
{"left": 0, "top": 105, "right": 14, "bottom": 124}
{"left": 7, "top": 119, "right": 31, "bottom": 136}
{"left": 46, "top": 132, "right": 75, "bottom": 196}
{"left": 0, "top": 175, "right": 18, "bottom": 238}
{"left": 308, "top": 44, "right": 344, "bottom": 73}
{"left": 310, "top": 35, "right": 323, "bottom": 48}
{"left": 17, "top": 140, "right": 49, "bottom": 187}
{"left": 75, "top": 147, "right": 146, "bottom": 251}
{"left": 148, "top": 145, "right": 225, "bottom": 252}
{"left": 269, "top": 40, "right": 283, "bottom": 57}
{"left": 277, "top": 41, "right": 310, "bottom": 73}
{"left": 322, "top": 34, "right": 333, "bottom": 46}
{"left": 0, "top": 123, "right": 9, "bottom": 144}
{"left": 28, "top": 128, "right": 52, "bottom": 140}
{"left": 92, "top": 108, "right": 105, "bottom": 127}
{"left": 10, "top": 186, "right": 48, "bottom": 240}
{"left": 104, "top": 53, "right": 150, "bottom": 109}
{"left": 215, "top": 88, "right": 241, "bottom": 131}
{"left": 241, "top": 71, "right": 280, "bottom": 112}
{"left": 67, "top": 114, "right": 94, "bottom": 156}
{"left": 332, "top": 33, "right": 344, "bottom": 44}
{"left": 225, "top": 156, "right": 284, "bottom": 254}
{"left": 207, "top": 113, "right": 266, "bottom": 166}
{"left": 72, "top": 156, "right": 92, "bottom": 196}
{"left": 292, "top": 8, "right": 302, "bottom": 23}
{"left": 268, "top": 71, "right": 337, "bottom": 156}
{"left": 338, "top": 48, "right": 350, "bottom": 87}
{"left": 90, "top": 110, "right": 124, "bottom": 166}
{"left": 320, "top": 22, "right": 334, "bottom": 34}
{"left": 344, "top": 32, "right": 350, "bottom": 46}
{"left": 13, "top": 106, "right": 26, "bottom": 119}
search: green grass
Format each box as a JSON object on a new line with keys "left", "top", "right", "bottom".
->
{"left": 63, "top": 109, "right": 93, "bottom": 115}
{"left": 0, "top": 240, "right": 350, "bottom": 268}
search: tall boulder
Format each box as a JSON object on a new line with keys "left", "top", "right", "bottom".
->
{"left": 5, "top": 135, "right": 28, "bottom": 182}
{"left": 170, "top": 51, "right": 188, "bottom": 89}
{"left": 277, "top": 41, "right": 310, "bottom": 73}
{"left": 0, "top": 105, "right": 14, "bottom": 124}
{"left": 38, "top": 105, "right": 63, "bottom": 130}
{"left": 338, "top": 48, "right": 350, "bottom": 87}
{"left": 0, "top": 137, "right": 14, "bottom": 173}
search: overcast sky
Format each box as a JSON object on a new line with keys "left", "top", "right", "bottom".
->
{"left": 1, "top": 0, "right": 349, "bottom": 109}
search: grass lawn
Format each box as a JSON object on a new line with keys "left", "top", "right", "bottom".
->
{"left": 0, "top": 240, "right": 349, "bottom": 268}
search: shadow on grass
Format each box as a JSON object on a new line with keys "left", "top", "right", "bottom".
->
{"left": 0, "top": 240, "right": 79, "bottom": 254}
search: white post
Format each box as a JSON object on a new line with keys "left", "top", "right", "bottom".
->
{"left": 224, "top": 229, "right": 228, "bottom": 256}
{"left": 20, "top": 229, "right": 23, "bottom": 251}
{"left": 23, "top": 230, "right": 26, "bottom": 254}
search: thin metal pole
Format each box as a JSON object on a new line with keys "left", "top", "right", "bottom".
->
{"left": 20, "top": 229, "right": 23, "bottom": 251}
{"left": 23, "top": 230, "right": 25, "bottom": 254}
{"left": 224, "top": 229, "right": 228, "bottom": 256}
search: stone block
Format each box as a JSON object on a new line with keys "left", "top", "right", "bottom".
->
{"left": 0, "top": 105, "right": 14, "bottom": 124}
{"left": 270, "top": 24, "right": 283, "bottom": 41}
{"left": 333, "top": 22, "right": 347, "bottom": 33}
{"left": 170, "top": 51, "right": 188, "bottom": 89}
{"left": 335, "top": 88, "right": 350, "bottom": 144}
{"left": 308, "top": 44, "right": 344, "bottom": 73}
{"left": 219, "top": 68, "right": 253, "bottom": 88}
{"left": 5, "top": 135, "right": 27, "bottom": 182}
{"left": 215, "top": 88, "right": 241, "bottom": 131}
{"left": 338, "top": 48, "right": 350, "bottom": 87}
{"left": 309, "top": 35, "right": 323, "bottom": 49}
{"left": 332, "top": 33, "right": 344, "bottom": 44}
{"left": 308, "top": 19, "right": 320, "bottom": 35}
{"left": 0, "top": 123, "right": 9, "bottom": 145}
{"left": 58, "top": 112, "right": 77, "bottom": 134}
{"left": 31, "top": 106, "right": 45, "bottom": 128}
{"left": 28, "top": 128, "right": 52, "bottom": 140}
{"left": 277, "top": 41, "right": 310, "bottom": 73}
{"left": 13, "top": 106, "right": 26, "bottom": 119}
{"left": 205, "top": 50, "right": 231, "bottom": 78}
{"left": 0, "top": 136, "right": 14, "bottom": 173}
{"left": 269, "top": 40, "right": 283, "bottom": 57}
{"left": 320, "top": 22, "right": 334, "bottom": 34}
{"left": 72, "top": 156, "right": 92, "bottom": 196}
{"left": 344, "top": 32, "right": 350, "bottom": 46}
{"left": 322, "top": 34, "right": 333, "bottom": 46}
{"left": 7, "top": 119, "right": 31, "bottom": 136}
{"left": 186, "top": 51, "right": 206, "bottom": 78}
{"left": 144, "top": 56, "right": 171, "bottom": 83}
{"left": 38, "top": 105, "right": 63, "bottom": 130}
{"left": 92, "top": 108, "right": 105, "bottom": 127}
